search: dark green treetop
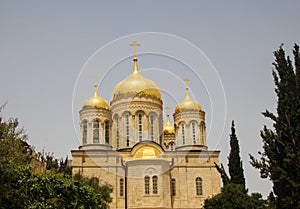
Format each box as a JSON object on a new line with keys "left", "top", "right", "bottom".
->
{"left": 250, "top": 44, "right": 300, "bottom": 209}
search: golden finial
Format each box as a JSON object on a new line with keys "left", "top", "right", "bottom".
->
{"left": 184, "top": 78, "right": 190, "bottom": 98}
{"left": 164, "top": 106, "right": 175, "bottom": 135}
{"left": 93, "top": 75, "right": 100, "bottom": 96}
{"left": 165, "top": 106, "right": 171, "bottom": 116}
{"left": 130, "top": 41, "right": 140, "bottom": 73}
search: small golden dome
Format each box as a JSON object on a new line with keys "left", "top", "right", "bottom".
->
{"left": 164, "top": 114, "right": 175, "bottom": 135}
{"left": 83, "top": 84, "right": 110, "bottom": 110}
{"left": 112, "top": 42, "right": 161, "bottom": 100}
{"left": 175, "top": 79, "right": 202, "bottom": 113}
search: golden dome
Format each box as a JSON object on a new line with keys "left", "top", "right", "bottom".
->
{"left": 175, "top": 79, "right": 202, "bottom": 113}
{"left": 142, "top": 148, "right": 157, "bottom": 159}
{"left": 83, "top": 84, "right": 110, "bottom": 110}
{"left": 164, "top": 114, "right": 175, "bottom": 135}
{"left": 112, "top": 42, "right": 161, "bottom": 100}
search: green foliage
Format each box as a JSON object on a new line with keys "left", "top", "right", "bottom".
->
{"left": 0, "top": 107, "right": 32, "bottom": 207}
{"left": 228, "top": 121, "right": 245, "bottom": 187}
{"left": 73, "top": 173, "right": 113, "bottom": 205}
{"left": 214, "top": 162, "right": 230, "bottom": 186}
{"left": 206, "top": 121, "right": 266, "bottom": 208}
{"left": 215, "top": 121, "right": 245, "bottom": 187}
{"left": 250, "top": 44, "right": 300, "bottom": 209}
{"left": 12, "top": 167, "right": 112, "bottom": 209}
{"left": 0, "top": 107, "right": 112, "bottom": 208}
{"left": 204, "top": 184, "right": 267, "bottom": 209}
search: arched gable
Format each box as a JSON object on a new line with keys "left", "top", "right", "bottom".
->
{"left": 131, "top": 141, "right": 165, "bottom": 159}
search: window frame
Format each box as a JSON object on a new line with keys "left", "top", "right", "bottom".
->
{"left": 119, "top": 178, "right": 124, "bottom": 196}
{"left": 152, "top": 175, "right": 158, "bottom": 194}
{"left": 171, "top": 178, "right": 176, "bottom": 196}
{"left": 144, "top": 175, "right": 150, "bottom": 194}
{"left": 181, "top": 123, "right": 185, "bottom": 145}
{"left": 92, "top": 119, "right": 100, "bottom": 144}
{"left": 196, "top": 177, "right": 203, "bottom": 196}
{"left": 82, "top": 120, "right": 87, "bottom": 145}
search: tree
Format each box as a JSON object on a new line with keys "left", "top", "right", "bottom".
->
{"left": 14, "top": 167, "right": 112, "bottom": 209}
{"left": 250, "top": 44, "right": 300, "bottom": 209}
{"left": 0, "top": 105, "right": 32, "bottom": 207}
{"left": 205, "top": 121, "right": 266, "bottom": 209}
{"left": 204, "top": 184, "right": 266, "bottom": 209}
{"left": 215, "top": 120, "right": 245, "bottom": 187}
{"left": 228, "top": 121, "right": 245, "bottom": 187}
{"left": 0, "top": 107, "right": 112, "bottom": 208}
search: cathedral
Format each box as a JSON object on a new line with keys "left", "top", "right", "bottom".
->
{"left": 71, "top": 42, "right": 221, "bottom": 209}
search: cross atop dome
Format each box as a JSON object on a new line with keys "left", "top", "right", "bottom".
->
{"left": 184, "top": 78, "right": 190, "bottom": 97}
{"left": 130, "top": 41, "right": 140, "bottom": 59}
{"left": 130, "top": 41, "right": 141, "bottom": 73}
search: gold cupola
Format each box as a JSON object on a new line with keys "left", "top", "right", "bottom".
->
{"left": 175, "top": 78, "right": 202, "bottom": 113}
{"left": 83, "top": 82, "right": 110, "bottom": 110}
{"left": 164, "top": 107, "right": 175, "bottom": 135}
{"left": 112, "top": 41, "right": 161, "bottom": 100}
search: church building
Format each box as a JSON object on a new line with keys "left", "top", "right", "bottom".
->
{"left": 71, "top": 42, "right": 221, "bottom": 209}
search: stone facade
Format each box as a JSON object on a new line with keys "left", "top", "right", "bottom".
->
{"left": 71, "top": 49, "right": 220, "bottom": 209}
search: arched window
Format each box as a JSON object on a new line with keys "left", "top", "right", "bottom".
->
{"left": 152, "top": 175, "right": 158, "bottom": 194}
{"left": 119, "top": 178, "right": 124, "bottom": 196}
{"left": 125, "top": 114, "right": 130, "bottom": 146}
{"left": 82, "top": 120, "right": 87, "bottom": 145}
{"left": 171, "top": 178, "right": 176, "bottom": 196}
{"left": 201, "top": 123, "right": 205, "bottom": 144}
{"left": 138, "top": 114, "right": 143, "bottom": 141}
{"left": 116, "top": 117, "right": 120, "bottom": 148}
{"left": 105, "top": 121, "right": 110, "bottom": 144}
{"left": 192, "top": 122, "right": 196, "bottom": 144}
{"left": 144, "top": 175, "right": 150, "bottom": 194}
{"left": 196, "top": 177, "right": 203, "bottom": 195}
{"left": 181, "top": 123, "right": 185, "bottom": 145}
{"left": 150, "top": 115, "right": 154, "bottom": 141}
{"left": 93, "top": 119, "right": 99, "bottom": 143}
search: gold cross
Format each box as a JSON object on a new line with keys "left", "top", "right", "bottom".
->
{"left": 184, "top": 78, "right": 190, "bottom": 89}
{"left": 130, "top": 41, "right": 140, "bottom": 58}
{"left": 184, "top": 78, "right": 190, "bottom": 97}
{"left": 93, "top": 75, "right": 100, "bottom": 87}
{"left": 165, "top": 106, "right": 171, "bottom": 115}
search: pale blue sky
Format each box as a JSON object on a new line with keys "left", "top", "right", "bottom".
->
{"left": 1, "top": 0, "right": 300, "bottom": 196}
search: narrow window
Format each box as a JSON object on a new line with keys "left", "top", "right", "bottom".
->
{"left": 192, "top": 122, "right": 196, "bottom": 144}
{"left": 181, "top": 123, "right": 185, "bottom": 145}
{"left": 150, "top": 115, "right": 154, "bottom": 141}
{"left": 171, "top": 178, "right": 176, "bottom": 196}
{"left": 138, "top": 114, "right": 142, "bottom": 141}
{"left": 170, "top": 143, "right": 174, "bottom": 151}
{"left": 126, "top": 114, "right": 129, "bottom": 146}
{"left": 116, "top": 118, "right": 119, "bottom": 148}
{"left": 152, "top": 175, "right": 158, "bottom": 194}
{"left": 120, "top": 178, "right": 124, "bottom": 196}
{"left": 82, "top": 121, "right": 87, "bottom": 145}
{"left": 105, "top": 121, "right": 110, "bottom": 144}
{"left": 196, "top": 177, "right": 203, "bottom": 195}
{"left": 145, "top": 175, "right": 150, "bottom": 194}
{"left": 93, "top": 119, "right": 99, "bottom": 143}
{"left": 201, "top": 123, "right": 205, "bottom": 144}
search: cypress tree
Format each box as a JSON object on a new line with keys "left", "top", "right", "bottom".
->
{"left": 250, "top": 44, "right": 300, "bottom": 209}
{"left": 215, "top": 120, "right": 245, "bottom": 187}
{"left": 228, "top": 120, "right": 245, "bottom": 187}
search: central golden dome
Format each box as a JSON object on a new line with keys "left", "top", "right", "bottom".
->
{"left": 112, "top": 55, "right": 161, "bottom": 100}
